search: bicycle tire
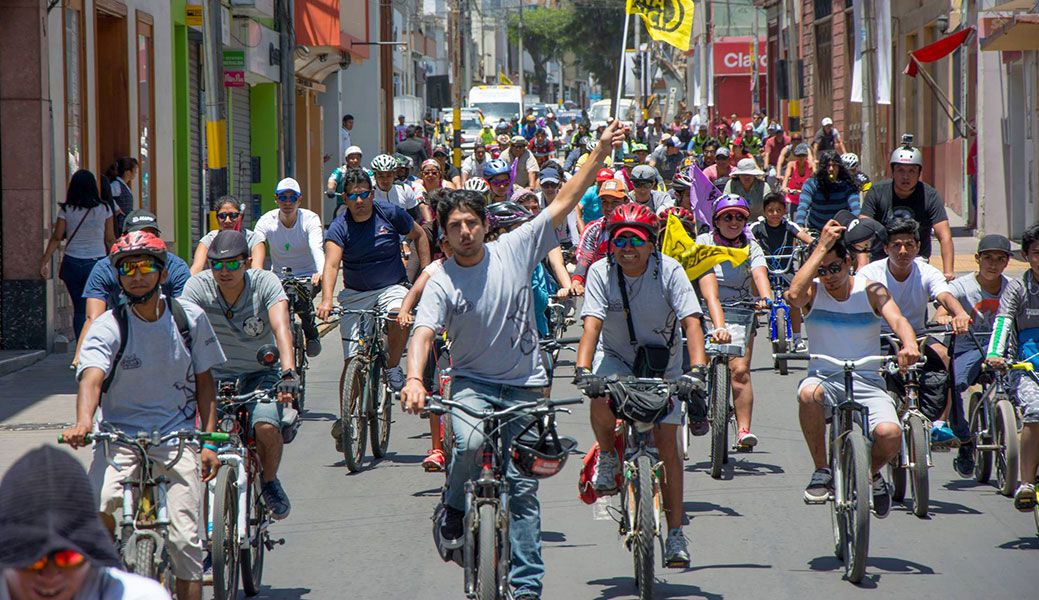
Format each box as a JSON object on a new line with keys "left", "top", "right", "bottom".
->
{"left": 134, "top": 537, "right": 158, "bottom": 581}
{"left": 1034, "top": 493, "right": 1039, "bottom": 536}
{"left": 293, "top": 323, "right": 307, "bottom": 412}
{"left": 907, "top": 413, "right": 930, "bottom": 517}
{"left": 708, "top": 359, "right": 730, "bottom": 479}
{"left": 212, "top": 465, "right": 240, "bottom": 600}
{"left": 369, "top": 355, "right": 392, "bottom": 459}
{"left": 633, "top": 454, "right": 656, "bottom": 599}
{"left": 340, "top": 359, "right": 369, "bottom": 472}
{"left": 476, "top": 503, "right": 500, "bottom": 600}
{"left": 995, "top": 399, "right": 1019, "bottom": 496}
{"left": 887, "top": 456, "right": 906, "bottom": 503}
{"left": 969, "top": 392, "right": 992, "bottom": 483}
{"left": 772, "top": 311, "right": 788, "bottom": 375}
{"left": 240, "top": 470, "right": 265, "bottom": 596}
{"left": 440, "top": 377, "right": 455, "bottom": 464}
{"left": 829, "top": 434, "right": 846, "bottom": 562}
{"left": 843, "top": 434, "right": 871, "bottom": 584}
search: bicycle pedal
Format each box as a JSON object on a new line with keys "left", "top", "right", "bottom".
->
{"left": 264, "top": 538, "right": 285, "bottom": 550}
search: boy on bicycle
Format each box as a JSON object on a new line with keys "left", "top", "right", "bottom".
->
{"left": 985, "top": 224, "right": 1039, "bottom": 511}
{"left": 786, "top": 221, "right": 920, "bottom": 518}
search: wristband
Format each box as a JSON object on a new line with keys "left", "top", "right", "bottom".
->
{"left": 406, "top": 377, "right": 424, "bottom": 383}
{"left": 202, "top": 443, "right": 220, "bottom": 452}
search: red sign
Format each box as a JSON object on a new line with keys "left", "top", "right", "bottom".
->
{"left": 713, "top": 37, "right": 767, "bottom": 76}
{"left": 223, "top": 71, "right": 245, "bottom": 88}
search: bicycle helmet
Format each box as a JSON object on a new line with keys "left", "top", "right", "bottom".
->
{"left": 511, "top": 418, "right": 578, "bottom": 479}
{"left": 890, "top": 143, "right": 923, "bottom": 167}
{"left": 483, "top": 158, "right": 511, "bottom": 179}
{"left": 463, "top": 177, "right": 490, "bottom": 195}
{"left": 670, "top": 170, "right": 692, "bottom": 191}
{"left": 840, "top": 152, "right": 860, "bottom": 171}
{"left": 486, "top": 201, "right": 533, "bottom": 233}
{"left": 606, "top": 202, "right": 658, "bottom": 240}
{"left": 370, "top": 153, "right": 397, "bottom": 173}
{"left": 109, "top": 231, "right": 168, "bottom": 304}
{"left": 712, "top": 194, "right": 751, "bottom": 219}
{"left": 659, "top": 206, "right": 695, "bottom": 225}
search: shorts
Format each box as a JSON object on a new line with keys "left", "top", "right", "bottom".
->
{"left": 238, "top": 370, "right": 284, "bottom": 429}
{"left": 1011, "top": 370, "right": 1039, "bottom": 424}
{"left": 338, "top": 284, "right": 408, "bottom": 358}
{"left": 89, "top": 444, "right": 202, "bottom": 580}
{"left": 798, "top": 370, "right": 898, "bottom": 434}
{"left": 704, "top": 307, "right": 757, "bottom": 349}
{"left": 592, "top": 350, "right": 682, "bottom": 426}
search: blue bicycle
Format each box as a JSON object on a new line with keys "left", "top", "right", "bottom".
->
{"left": 764, "top": 246, "right": 805, "bottom": 375}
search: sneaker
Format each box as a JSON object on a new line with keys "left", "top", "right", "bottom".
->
{"left": 872, "top": 474, "right": 892, "bottom": 519}
{"left": 423, "top": 448, "right": 446, "bottom": 472}
{"left": 930, "top": 423, "right": 958, "bottom": 447}
{"left": 664, "top": 528, "right": 691, "bottom": 568}
{"left": 592, "top": 449, "right": 620, "bottom": 494}
{"left": 261, "top": 478, "right": 291, "bottom": 520}
{"left": 804, "top": 467, "right": 832, "bottom": 504}
{"left": 1013, "top": 483, "right": 1037, "bottom": 512}
{"left": 438, "top": 505, "right": 464, "bottom": 549}
{"left": 305, "top": 337, "right": 322, "bottom": 358}
{"left": 736, "top": 429, "right": 758, "bottom": 450}
{"left": 953, "top": 444, "right": 975, "bottom": 478}
{"left": 689, "top": 418, "right": 710, "bottom": 437}
{"left": 201, "top": 552, "right": 213, "bottom": 586}
{"left": 513, "top": 594, "right": 540, "bottom": 600}
{"left": 386, "top": 366, "right": 406, "bottom": 392}
{"left": 331, "top": 419, "right": 344, "bottom": 453}
{"left": 794, "top": 339, "right": 808, "bottom": 353}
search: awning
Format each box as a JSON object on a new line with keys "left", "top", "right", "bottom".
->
{"left": 980, "top": 14, "right": 1039, "bottom": 51}
{"left": 904, "top": 27, "right": 975, "bottom": 77}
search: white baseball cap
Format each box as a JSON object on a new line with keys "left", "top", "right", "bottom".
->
{"left": 344, "top": 145, "right": 363, "bottom": 158}
{"left": 821, "top": 117, "right": 834, "bottom": 126}
{"left": 275, "top": 177, "right": 301, "bottom": 195}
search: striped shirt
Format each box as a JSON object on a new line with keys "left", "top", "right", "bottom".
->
{"left": 795, "top": 176, "right": 860, "bottom": 230}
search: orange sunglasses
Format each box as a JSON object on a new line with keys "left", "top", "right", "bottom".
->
{"left": 23, "top": 549, "right": 86, "bottom": 572}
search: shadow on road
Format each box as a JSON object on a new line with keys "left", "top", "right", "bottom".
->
{"left": 808, "top": 554, "right": 936, "bottom": 582}
{"left": 686, "top": 458, "right": 784, "bottom": 479}
{"left": 942, "top": 478, "right": 990, "bottom": 491}
{"left": 683, "top": 500, "right": 742, "bottom": 518}
{"left": 299, "top": 411, "right": 336, "bottom": 422}
{"left": 998, "top": 536, "right": 1039, "bottom": 550}
{"left": 588, "top": 576, "right": 723, "bottom": 600}
{"left": 256, "top": 585, "right": 312, "bottom": 599}
{"left": 893, "top": 498, "right": 982, "bottom": 517}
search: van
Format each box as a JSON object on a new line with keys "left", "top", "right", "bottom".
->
{"left": 588, "top": 99, "right": 637, "bottom": 130}
{"left": 468, "top": 85, "right": 523, "bottom": 128}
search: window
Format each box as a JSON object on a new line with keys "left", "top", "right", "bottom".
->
{"left": 137, "top": 14, "right": 155, "bottom": 212}
{"left": 814, "top": 20, "right": 833, "bottom": 120}
{"left": 64, "top": 0, "right": 86, "bottom": 180}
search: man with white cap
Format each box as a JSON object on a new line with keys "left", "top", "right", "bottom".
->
{"left": 630, "top": 164, "right": 674, "bottom": 213}
{"left": 507, "top": 135, "right": 540, "bottom": 191}
{"left": 724, "top": 158, "right": 773, "bottom": 220}
{"left": 813, "top": 117, "right": 846, "bottom": 155}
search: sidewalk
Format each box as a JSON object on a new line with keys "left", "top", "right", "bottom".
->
{"left": 927, "top": 209, "right": 1028, "bottom": 276}
{"left": 0, "top": 353, "right": 81, "bottom": 473}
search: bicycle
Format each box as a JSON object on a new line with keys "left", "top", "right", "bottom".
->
{"left": 969, "top": 358, "right": 1026, "bottom": 497}
{"left": 329, "top": 305, "right": 396, "bottom": 472}
{"left": 59, "top": 428, "right": 230, "bottom": 592}
{"left": 280, "top": 268, "right": 315, "bottom": 412}
{"left": 881, "top": 353, "right": 930, "bottom": 517}
{"left": 705, "top": 341, "right": 745, "bottom": 478}
{"left": 423, "top": 394, "right": 580, "bottom": 600}
{"left": 764, "top": 246, "right": 805, "bottom": 375}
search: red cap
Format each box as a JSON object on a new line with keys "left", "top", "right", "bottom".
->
{"left": 611, "top": 226, "right": 650, "bottom": 242}
{"left": 596, "top": 168, "right": 614, "bottom": 182}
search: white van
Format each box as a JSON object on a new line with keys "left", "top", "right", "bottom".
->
{"left": 588, "top": 99, "right": 637, "bottom": 130}
{"left": 468, "top": 85, "right": 523, "bottom": 128}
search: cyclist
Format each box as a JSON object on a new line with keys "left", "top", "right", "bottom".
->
{"left": 536, "top": 168, "right": 579, "bottom": 250}
{"left": 251, "top": 177, "right": 324, "bottom": 358}
{"left": 461, "top": 143, "right": 490, "bottom": 183}
{"left": 326, "top": 145, "right": 367, "bottom": 198}
{"left": 180, "top": 230, "right": 300, "bottom": 519}
{"left": 462, "top": 176, "right": 491, "bottom": 203}
{"left": 400, "top": 120, "right": 625, "bottom": 600}
{"left": 62, "top": 231, "right": 226, "bottom": 600}
{"left": 985, "top": 223, "right": 1039, "bottom": 511}
{"left": 630, "top": 165, "right": 674, "bottom": 213}
{"left": 795, "top": 150, "right": 861, "bottom": 232}
{"left": 317, "top": 167, "right": 430, "bottom": 398}
{"left": 512, "top": 186, "right": 574, "bottom": 299}
{"left": 785, "top": 220, "right": 920, "bottom": 516}
{"left": 576, "top": 168, "right": 616, "bottom": 233}
{"left": 658, "top": 206, "right": 697, "bottom": 239}
{"left": 531, "top": 129, "right": 554, "bottom": 168}
{"left": 394, "top": 154, "right": 420, "bottom": 190}
{"left": 702, "top": 146, "right": 733, "bottom": 185}
{"left": 571, "top": 179, "right": 630, "bottom": 296}
{"left": 487, "top": 201, "right": 552, "bottom": 337}
{"left": 841, "top": 152, "right": 871, "bottom": 193}
{"left": 781, "top": 143, "right": 813, "bottom": 220}
{"left": 415, "top": 160, "right": 455, "bottom": 211}
{"left": 576, "top": 202, "right": 708, "bottom": 567}
{"left": 431, "top": 145, "right": 463, "bottom": 188}
{"left": 751, "top": 192, "right": 813, "bottom": 352}
{"left": 695, "top": 195, "right": 772, "bottom": 447}
{"left": 724, "top": 159, "right": 772, "bottom": 220}
{"left": 932, "top": 234, "right": 1012, "bottom": 476}
{"left": 507, "top": 136, "right": 540, "bottom": 191}
{"left": 483, "top": 158, "right": 513, "bottom": 204}
{"left": 368, "top": 153, "right": 430, "bottom": 223}
{"left": 190, "top": 197, "right": 261, "bottom": 275}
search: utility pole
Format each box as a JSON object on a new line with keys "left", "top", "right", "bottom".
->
{"left": 450, "top": 0, "right": 462, "bottom": 167}
{"left": 279, "top": 0, "right": 295, "bottom": 177}
{"left": 634, "top": 14, "right": 642, "bottom": 124}
{"left": 785, "top": 0, "right": 800, "bottom": 135}
{"left": 751, "top": 5, "right": 760, "bottom": 115}
{"left": 462, "top": 0, "right": 472, "bottom": 93}
{"left": 203, "top": 0, "right": 228, "bottom": 197}
{"left": 517, "top": 0, "right": 525, "bottom": 96}
{"left": 698, "top": 0, "right": 708, "bottom": 124}
{"left": 860, "top": 0, "right": 878, "bottom": 178}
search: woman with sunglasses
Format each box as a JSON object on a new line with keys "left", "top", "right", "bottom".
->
{"left": 694, "top": 194, "right": 772, "bottom": 449}
{"left": 189, "top": 196, "right": 261, "bottom": 275}
{"left": 0, "top": 445, "right": 171, "bottom": 599}
{"left": 416, "top": 159, "right": 455, "bottom": 203}
{"left": 482, "top": 158, "right": 513, "bottom": 204}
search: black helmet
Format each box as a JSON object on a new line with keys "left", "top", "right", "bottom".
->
{"left": 486, "top": 201, "right": 533, "bottom": 233}
{"left": 510, "top": 417, "right": 578, "bottom": 479}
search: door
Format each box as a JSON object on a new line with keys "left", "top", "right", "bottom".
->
{"left": 229, "top": 85, "right": 252, "bottom": 220}
{"left": 95, "top": 3, "right": 129, "bottom": 173}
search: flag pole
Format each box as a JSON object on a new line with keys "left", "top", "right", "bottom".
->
{"left": 614, "top": 11, "right": 631, "bottom": 119}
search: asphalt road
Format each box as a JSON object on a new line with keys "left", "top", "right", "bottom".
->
{"left": 255, "top": 330, "right": 1039, "bottom": 599}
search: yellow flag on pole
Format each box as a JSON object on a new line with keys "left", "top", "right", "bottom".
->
{"left": 661, "top": 214, "right": 748, "bottom": 281}
{"left": 499, "top": 71, "right": 513, "bottom": 85}
{"left": 625, "top": 0, "right": 694, "bottom": 52}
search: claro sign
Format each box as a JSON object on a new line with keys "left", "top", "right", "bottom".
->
{"left": 713, "top": 37, "right": 767, "bottom": 77}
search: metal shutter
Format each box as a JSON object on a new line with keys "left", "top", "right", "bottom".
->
{"left": 229, "top": 85, "right": 251, "bottom": 222}
{"left": 188, "top": 39, "right": 204, "bottom": 245}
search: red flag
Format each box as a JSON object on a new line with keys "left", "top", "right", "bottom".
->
{"left": 904, "top": 27, "right": 975, "bottom": 77}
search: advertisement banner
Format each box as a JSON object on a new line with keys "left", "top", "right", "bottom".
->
{"left": 712, "top": 37, "right": 767, "bottom": 77}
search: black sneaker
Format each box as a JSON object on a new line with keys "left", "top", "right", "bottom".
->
{"left": 872, "top": 474, "right": 891, "bottom": 519}
{"left": 953, "top": 444, "right": 975, "bottom": 478}
{"left": 261, "top": 478, "right": 291, "bottom": 520}
{"left": 439, "top": 505, "right": 464, "bottom": 550}
{"left": 514, "top": 594, "right": 541, "bottom": 600}
{"left": 804, "top": 468, "right": 832, "bottom": 504}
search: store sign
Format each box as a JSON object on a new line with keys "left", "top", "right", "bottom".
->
{"left": 185, "top": 4, "right": 203, "bottom": 27}
{"left": 224, "top": 50, "right": 246, "bottom": 87}
{"left": 713, "top": 37, "right": 767, "bottom": 76}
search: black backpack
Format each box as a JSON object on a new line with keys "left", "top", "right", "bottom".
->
{"left": 101, "top": 299, "right": 192, "bottom": 394}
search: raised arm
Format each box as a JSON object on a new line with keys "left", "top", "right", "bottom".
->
{"left": 546, "top": 120, "right": 625, "bottom": 228}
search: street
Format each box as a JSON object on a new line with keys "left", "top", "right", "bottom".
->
{"left": 4, "top": 322, "right": 1034, "bottom": 599}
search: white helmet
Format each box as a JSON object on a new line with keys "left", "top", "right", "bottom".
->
{"left": 840, "top": 153, "right": 859, "bottom": 171}
{"left": 370, "top": 153, "right": 397, "bottom": 173}
{"left": 344, "top": 145, "right": 363, "bottom": 159}
{"left": 890, "top": 145, "right": 923, "bottom": 167}
{"left": 463, "top": 177, "right": 490, "bottom": 194}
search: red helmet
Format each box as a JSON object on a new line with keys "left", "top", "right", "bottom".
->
{"left": 607, "top": 202, "right": 658, "bottom": 241}
{"left": 109, "top": 231, "right": 167, "bottom": 268}
{"left": 659, "top": 206, "right": 695, "bottom": 223}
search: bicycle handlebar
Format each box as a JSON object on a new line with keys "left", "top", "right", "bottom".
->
{"left": 416, "top": 395, "right": 583, "bottom": 419}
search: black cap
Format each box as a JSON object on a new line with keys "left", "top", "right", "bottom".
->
{"left": 123, "top": 209, "right": 160, "bottom": 234}
{"left": 207, "top": 230, "right": 250, "bottom": 261}
{"left": 977, "top": 234, "right": 1012, "bottom": 255}
{"left": 834, "top": 210, "right": 886, "bottom": 246}
{"left": 0, "top": 446, "right": 120, "bottom": 569}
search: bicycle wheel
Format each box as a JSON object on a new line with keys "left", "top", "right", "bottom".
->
{"left": 887, "top": 455, "right": 907, "bottom": 503}
{"left": 969, "top": 392, "right": 992, "bottom": 483}
{"left": 340, "top": 359, "right": 369, "bottom": 472}
{"left": 842, "top": 434, "right": 871, "bottom": 584}
{"left": 632, "top": 455, "right": 656, "bottom": 599}
{"left": 772, "top": 311, "right": 788, "bottom": 375}
{"left": 240, "top": 471, "right": 265, "bottom": 596}
{"left": 995, "top": 399, "right": 1019, "bottom": 496}
{"left": 293, "top": 323, "right": 307, "bottom": 412}
{"left": 369, "top": 355, "right": 392, "bottom": 459}
{"left": 829, "top": 435, "right": 846, "bottom": 561}
{"left": 134, "top": 537, "right": 158, "bottom": 580}
{"left": 708, "top": 360, "right": 731, "bottom": 479}
{"left": 440, "top": 377, "right": 455, "bottom": 465}
{"left": 906, "top": 413, "right": 930, "bottom": 517}
{"left": 212, "top": 465, "right": 240, "bottom": 600}
{"left": 475, "top": 503, "right": 500, "bottom": 600}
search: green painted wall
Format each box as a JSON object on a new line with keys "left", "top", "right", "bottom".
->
{"left": 250, "top": 83, "right": 280, "bottom": 218}
{"left": 172, "top": 2, "right": 190, "bottom": 259}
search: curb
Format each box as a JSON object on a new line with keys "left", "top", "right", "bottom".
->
{"left": 0, "top": 350, "right": 47, "bottom": 379}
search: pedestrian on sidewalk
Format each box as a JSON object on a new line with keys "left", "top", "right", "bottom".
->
{"left": 104, "top": 157, "right": 138, "bottom": 235}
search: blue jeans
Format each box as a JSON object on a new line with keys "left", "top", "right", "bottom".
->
{"left": 445, "top": 377, "right": 544, "bottom": 597}
{"left": 951, "top": 348, "right": 984, "bottom": 442}
{"left": 61, "top": 255, "right": 102, "bottom": 336}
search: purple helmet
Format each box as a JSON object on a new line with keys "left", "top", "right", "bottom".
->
{"left": 712, "top": 194, "right": 750, "bottom": 219}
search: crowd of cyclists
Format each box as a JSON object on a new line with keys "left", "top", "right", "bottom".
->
{"left": 6, "top": 110, "right": 1039, "bottom": 600}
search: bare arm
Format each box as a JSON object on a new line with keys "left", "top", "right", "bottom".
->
{"left": 751, "top": 266, "right": 772, "bottom": 301}
{"left": 104, "top": 217, "right": 115, "bottom": 249}
{"left": 402, "top": 326, "right": 436, "bottom": 413}
{"left": 251, "top": 241, "right": 267, "bottom": 270}
{"left": 682, "top": 315, "right": 707, "bottom": 367}
{"left": 545, "top": 246, "right": 572, "bottom": 295}
{"left": 576, "top": 316, "right": 604, "bottom": 370}
{"left": 936, "top": 290, "right": 971, "bottom": 334}
{"left": 316, "top": 241, "right": 343, "bottom": 320}
{"left": 72, "top": 298, "right": 109, "bottom": 367}
{"left": 195, "top": 369, "right": 219, "bottom": 482}
{"left": 397, "top": 269, "right": 433, "bottom": 326}
{"left": 40, "top": 218, "right": 67, "bottom": 278}
{"left": 407, "top": 222, "right": 431, "bottom": 270}
{"left": 267, "top": 299, "right": 296, "bottom": 374}
{"left": 547, "top": 120, "right": 625, "bottom": 228}
{"left": 575, "top": 202, "right": 586, "bottom": 233}
{"left": 697, "top": 272, "right": 728, "bottom": 334}
{"left": 190, "top": 240, "right": 210, "bottom": 275}
{"left": 62, "top": 367, "right": 104, "bottom": 448}
{"left": 933, "top": 220, "right": 955, "bottom": 281}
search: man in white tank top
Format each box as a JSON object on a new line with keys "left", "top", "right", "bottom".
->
{"left": 786, "top": 220, "right": 921, "bottom": 518}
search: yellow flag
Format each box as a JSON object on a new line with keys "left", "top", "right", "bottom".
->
{"left": 499, "top": 71, "right": 513, "bottom": 85}
{"left": 661, "top": 214, "right": 748, "bottom": 281}
{"left": 626, "top": 0, "right": 694, "bottom": 51}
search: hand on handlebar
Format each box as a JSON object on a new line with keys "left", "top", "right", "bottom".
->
{"left": 573, "top": 368, "right": 606, "bottom": 397}
{"left": 396, "top": 311, "right": 414, "bottom": 327}
{"left": 316, "top": 299, "right": 334, "bottom": 321}
{"left": 200, "top": 448, "right": 220, "bottom": 483}
{"left": 897, "top": 344, "right": 922, "bottom": 373}
{"left": 555, "top": 286, "right": 571, "bottom": 300}
{"left": 570, "top": 281, "right": 585, "bottom": 296}
{"left": 310, "top": 273, "right": 322, "bottom": 289}
{"left": 949, "top": 314, "right": 971, "bottom": 335}
{"left": 711, "top": 327, "right": 732, "bottom": 344}
{"left": 401, "top": 379, "right": 428, "bottom": 415}
{"left": 276, "top": 372, "right": 300, "bottom": 404}
{"left": 986, "top": 356, "right": 1006, "bottom": 370}
{"left": 61, "top": 422, "right": 92, "bottom": 449}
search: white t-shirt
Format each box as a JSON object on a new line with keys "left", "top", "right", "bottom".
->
{"left": 1, "top": 566, "right": 170, "bottom": 599}
{"left": 461, "top": 155, "right": 490, "bottom": 179}
{"left": 59, "top": 204, "right": 113, "bottom": 259}
{"left": 253, "top": 208, "right": 326, "bottom": 278}
{"left": 374, "top": 184, "right": 419, "bottom": 211}
{"left": 857, "top": 257, "right": 951, "bottom": 333}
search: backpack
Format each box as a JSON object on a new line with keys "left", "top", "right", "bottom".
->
{"left": 101, "top": 299, "right": 192, "bottom": 394}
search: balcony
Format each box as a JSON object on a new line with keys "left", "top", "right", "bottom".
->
{"left": 295, "top": 0, "right": 372, "bottom": 81}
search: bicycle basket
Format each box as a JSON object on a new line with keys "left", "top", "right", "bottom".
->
{"left": 511, "top": 417, "right": 578, "bottom": 479}
{"left": 608, "top": 381, "right": 673, "bottom": 425}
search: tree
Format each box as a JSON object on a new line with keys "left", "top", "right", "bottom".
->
{"left": 564, "top": 1, "right": 628, "bottom": 101}
{"left": 506, "top": 7, "right": 573, "bottom": 97}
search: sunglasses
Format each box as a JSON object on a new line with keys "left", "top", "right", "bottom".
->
{"left": 633, "top": 180, "right": 655, "bottom": 188}
{"left": 275, "top": 194, "right": 299, "bottom": 203}
{"left": 118, "top": 259, "right": 160, "bottom": 277}
{"left": 217, "top": 212, "right": 241, "bottom": 221}
{"left": 421, "top": 169, "right": 441, "bottom": 176}
{"left": 541, "top": 182, "right": 560, "bottom": 189}
{"left": 210, "top": 259, "right": 244, "bottom": 271}
{"left": 488, "top": 178, "right": 510, "bottom": 187}
{"left": 816, "top": 260, "right": 844, "bottom": 277}
{"left": 613, "top": 236, "right": 648, "bottom": 248}
{"left": 719, "top": 213, "right": 748, "bottom": 223}
{"left": 345, "top": 190, "right": 372, "bottom": 201}
{"left": 23, "top": 549, "right": 86, "bottom": 572}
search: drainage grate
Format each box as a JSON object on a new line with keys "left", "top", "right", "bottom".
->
{"left": 0, "top": 422, "right": 73, "bottom": 432}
